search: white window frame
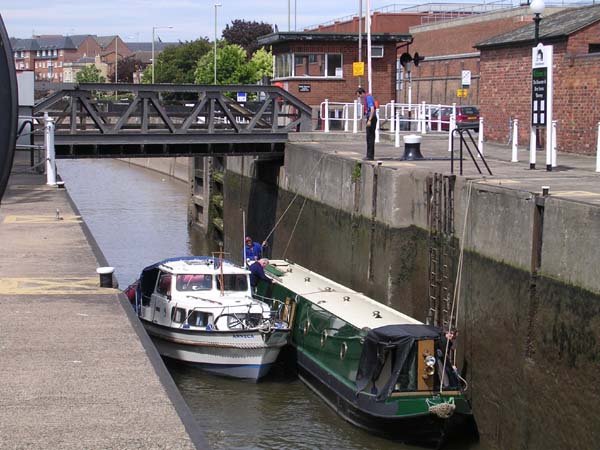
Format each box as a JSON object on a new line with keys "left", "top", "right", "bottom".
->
{"left": 372, "top": 45, "right": 384, "bottom": 58}
{"left": 273, "top": 52, "right": 343, "bottom": 80}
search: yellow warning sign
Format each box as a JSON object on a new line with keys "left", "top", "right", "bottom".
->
{"left": 3, "top": 215, "right": 82, "bottom": 224}
{"left": 353, "top": 61, "right": 365, "bottom": 77}
{"left": 456, "top": 88, "right": 468, "bottom": 98}
{"left": 0, "top": 277, "right": 119, "bottom": 295}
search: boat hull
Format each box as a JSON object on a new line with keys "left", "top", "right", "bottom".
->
{"left": 297, "top": 351, "right": 475, "bottom": 447}
{"left": 142, "top": 320, "right": 288, "bottom": 380}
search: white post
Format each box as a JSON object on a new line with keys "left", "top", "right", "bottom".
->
{"left": 437, "top": 104, "right": 442, "bottom": 132}
{"left": 596, "top": 122, "right": 600, "bottom": 172}
{"left": 529, "top": 126, "right": 537, "bottom": 169}
{"left": 395, "top": 110, "right": 400, "bottom": 148}
{"left": 44, "top": 112, "right": 57, "bottom": 186}
{"left": 448, "top": 113, "right": 455, "bottom": 153}
{"left": 477, "top": 117, "right": 484, "bottom": 157}
{"left": 511, "top": 118, "right": 519, "bottom": 162}
{"left": 421, "top": 101, "right": 426, "bottom": 135}
{"left": 551, "top": 120, "right": 557, "bottom": 168}
{"left": 353, "top": 100, "right": 358, "bottom": 134}
{"left": 390, "top": 100, "right": 396, "bottom": 132}
{"left": 344, "top": 104, "right": 349, "bottom": 132}
{"left": 324, "top": 99, "right": 330, "bottom": 133}
{"left": 375, "top": 109, "right": 380, "bottom": 143}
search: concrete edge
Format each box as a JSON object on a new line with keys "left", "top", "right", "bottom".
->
{"left": 62, "top": 179, "right": 211, "bottom": 450}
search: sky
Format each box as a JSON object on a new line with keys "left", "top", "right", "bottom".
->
{"left": 1, "top": 1, "right": 590, "bottom": 42}
{"left": 1, "top": 0, "right": 523, "bottom": 42}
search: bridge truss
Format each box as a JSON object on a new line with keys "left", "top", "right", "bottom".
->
{"left": 33, "top": 83, "right": 313, "bottom": 158}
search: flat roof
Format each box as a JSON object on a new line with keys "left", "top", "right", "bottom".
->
{"left": 258, "top": 32, "right": 412, "bottom": 46}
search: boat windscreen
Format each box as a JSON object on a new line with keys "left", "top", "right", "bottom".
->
{"left": 216, "top": 274, "right": 248, "bottom": 291}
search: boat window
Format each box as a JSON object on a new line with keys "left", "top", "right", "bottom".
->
{"left": 171, "top": 307, "right": 186, "bottom": 323}
{"left": 176, "top": 274, "right": 213, "bottom": 291}
{"left": 156, "top": 272, "right": 172, "bottom": 296}
{"left": 188, "top": 311, "right": 211, "bottom": 327}
{"left": 394, "top": 346, "right": 417, "bottom": 392}
{"left": 216, "top": 274, "right": 248, "bottom": 291}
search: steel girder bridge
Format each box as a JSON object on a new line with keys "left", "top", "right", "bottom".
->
{"left": 33, "top": 83, "right": 313, "bottom": 158}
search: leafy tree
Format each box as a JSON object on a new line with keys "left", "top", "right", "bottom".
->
{"left": 222, "top": 20, "right": 273, "bottom": 58}
{"left": 249, "top": 48, "right": 273, "bottom": 81}
{"left": 76, "top": 65, "right": 106, "bottom": 83}
{"left": 194, "top": 43, "right": 256, "bottom": 85}
{"left": 142, "top": 39, "right": 212, "bottom": 84}
{"left": 113, "top": 56, "right": 144, "bottom": 83}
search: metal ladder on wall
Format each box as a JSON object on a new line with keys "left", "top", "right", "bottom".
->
{"left": 426, "top": 173, "right": 457, "bottom": 329}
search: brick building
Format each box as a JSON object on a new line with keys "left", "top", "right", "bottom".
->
{"left": 257, "top": 32, "right": 411, "bottom": 107}
{"left": 476, "top": 4, "right": 600, "bottom": 154}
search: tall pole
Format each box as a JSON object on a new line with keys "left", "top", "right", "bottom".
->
{"left": 366, "top": 0, "right": 372, "bottom": 94}
{"left": 151, "top": 27, "right": 155, "bottom": 84}
{"left": 214, "top": 4, "right": 221, "bottom": 85}
{"left": 358, "top": 0, "right": 362, "bottom": 88}
{"left": 288, "top": 0, "right": 291, "bottom": 31}
{"left": 114, "top": 37, "right": 118, "bottom": 100}
{"left": 294, "top": 0, "right": 297, "bottom": 31}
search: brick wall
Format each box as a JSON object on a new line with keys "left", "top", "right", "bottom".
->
{"left": 274, "top": 41, "right": 398, "bottom": 106}
{"left": 480, "top": 21, "right": 600, "bottom": 155}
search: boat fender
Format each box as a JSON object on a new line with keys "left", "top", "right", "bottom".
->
{"left": 206, "top": 324, "right": 213, "bottom": 331}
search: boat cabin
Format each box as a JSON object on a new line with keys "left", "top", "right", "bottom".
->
{"left": 135, "top": 257, "right": 266, "bottom": 331}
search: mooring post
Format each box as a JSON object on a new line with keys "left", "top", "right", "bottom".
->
{"left": 477, "top": 117, "right": 484, "bottom": 157}
{"left": 529, "top": 126, "right": 537, "bottom": 170}
{"left": 353, "top": 100, "right": 358, "bottom": 134}
{"left": 511, "top": 119, "right": 519, "bottom": 162}
{"left": 44, "top": 112, "right": 57, "bottom": 186}
{"left": 390, "top": 100, "right": 395, "bottom": 133}
{"left": 324, "top": 99, "right": 329, "bottom": 133}
{"left": 551, "top": 120, "right": 557, "bottom": 168}
{"left": 395, "top": 110, "right": 400, "bottom": 148}
{"left": 97, "top": 267, "right": 115, "bottom": 288}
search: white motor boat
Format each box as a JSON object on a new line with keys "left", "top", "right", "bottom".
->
{"left": 127, "top": 256, "right": 290, "bottom": 380}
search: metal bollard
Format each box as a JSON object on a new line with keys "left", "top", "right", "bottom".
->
{"left": 395, "top": 110, "right": 400, "bottom": 148}
{"left": 551, "top": 120, "right": 557, "bottom": 168}
{"left": 529, "top": 127, "right": 537, "bottom": 170}
{"left": 44, "top": 112, "right": 57, "bottom": 186}
{"left": 477, "top": 117, "right": 484, "bottom": 158}
{"left": 97, "top": 267, "right": 115, "bottom": 288}
{"left": 324, "top": 99, "right": 330, "bottom": 133}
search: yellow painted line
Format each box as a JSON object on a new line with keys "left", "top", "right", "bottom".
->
{"left": 552, "top": 191, "right": 600, "bottom": 198}
{"left": 480, "top": 179, "right": 521, "bottom": 184}
{"left": 0, "top": 277, "right": 120, "bottom": 295}
{"left": 3, "top": 215, "right": 82, "bottom": 224}
{"left": 9, "top": 185, "right": 58, "bottom": 191}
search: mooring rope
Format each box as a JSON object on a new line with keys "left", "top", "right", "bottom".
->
{"left": 440, "top": 179, "right": 475, "bottom": 394}
{"left": 262, "top": 152, "right": 328, "bottom": 243}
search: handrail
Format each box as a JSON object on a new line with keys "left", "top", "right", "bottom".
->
{"left": 450, "top": 128, "right": 492, "bottom": 176}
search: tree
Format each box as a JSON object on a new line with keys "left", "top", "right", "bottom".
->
{"left": 76, "top": 65, "right": 105, "bottom": 83}
{"left": 142, "top": 39, "right": 212, "bottom": 84}
{"left": 194, "top": 43, "right": 256, "bottom": 85}
{"left": 113, "top": 56, "right": 144, "bottom": 83}
{"left": 249, "top": 48, "right": 273, "bottom": 82}
{"left": 222, "top": 20, "right": 273, "bottom": 58}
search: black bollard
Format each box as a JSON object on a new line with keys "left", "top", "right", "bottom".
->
{"left": 97, "top": 267, "right": 115, "bottom": 288}
{"left": 402, "top": 134, "right": 424, "bottom": 160}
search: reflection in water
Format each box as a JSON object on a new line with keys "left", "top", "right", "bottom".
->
{"left": 57, "top": 159, "right": 474, "bottom": 450}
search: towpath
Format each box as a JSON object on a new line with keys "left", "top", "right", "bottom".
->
{"left": 0, "top": 151, "right": 207, "bottom": 449}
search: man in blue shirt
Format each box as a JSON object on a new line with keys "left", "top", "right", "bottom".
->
{"left": 249, "top": 258, "right": 272, "bottom": 291}
{"left": 244, "top": 235, "right": 267, "bottom": 263}
{"left": 357, "top": 87, "right": 377, "bottom": 161}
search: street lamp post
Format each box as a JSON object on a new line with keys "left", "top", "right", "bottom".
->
{"left": 152, "top": 25, "right": 173, "bottom": 84}
{"left": 530, "top": 0, "right": 545, "bottom": 166}
{"left": 214, "top": 3, "right": 222, "bottom": 85}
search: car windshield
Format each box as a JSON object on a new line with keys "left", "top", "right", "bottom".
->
{"left": 461, "top": 107, "right": 479, "bottom": 115}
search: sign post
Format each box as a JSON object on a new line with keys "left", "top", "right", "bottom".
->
{"left": 531, "top": 43, "right": 553, "bottom": 171}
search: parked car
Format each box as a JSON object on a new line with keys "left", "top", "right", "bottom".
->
{"left": 431, "top": 105, "right": 480, "bottom": 131}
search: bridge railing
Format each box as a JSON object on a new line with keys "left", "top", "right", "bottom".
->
{"left": 33, "top": 83, "right": 313, "bottom": 147}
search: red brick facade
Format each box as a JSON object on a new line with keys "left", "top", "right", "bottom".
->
{"left": 271, "top": 38, "right": 401, "bottom": 106}
{"left": 481, "top": 20, "right": 600, "bottom": 155}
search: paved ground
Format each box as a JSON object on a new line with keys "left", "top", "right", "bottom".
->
{"left": 0, "top": 152, "right": 207, "bottom": 449}
{"left": 291, "top": 131, "right": 600, "bottom": 204}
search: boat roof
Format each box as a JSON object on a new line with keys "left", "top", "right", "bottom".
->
{"left": 267, "top": 260, "right": 422, "bottom": 330}
{"left": 143, "top": 256, "right": 249, "bottom": 276}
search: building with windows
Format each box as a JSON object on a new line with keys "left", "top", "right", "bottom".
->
{"left": 257, "top": 32, "right": 411, "bottom": 106}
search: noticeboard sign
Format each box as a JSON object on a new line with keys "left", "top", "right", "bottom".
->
{"left": 298, "top": 84, "right": 311, "bottom": 93}
{"left": 461, "top": 70, "right": 471, "bottom": 87}
{"left": 531, "top": 67, "right": 547, "bottom": 126}
{"left": 236, "top": 92, "right": 247, "bottom": 103}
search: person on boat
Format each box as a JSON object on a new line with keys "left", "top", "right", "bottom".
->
{"left": 249, "top": 258, "right": 272, "bottom": 292}
{"left": 244, "top": 235, "right": 267, "bottom": 262}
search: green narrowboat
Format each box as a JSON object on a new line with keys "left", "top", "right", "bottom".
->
{"left": 255, "top": 259, "right": 475, "bottom": 447}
